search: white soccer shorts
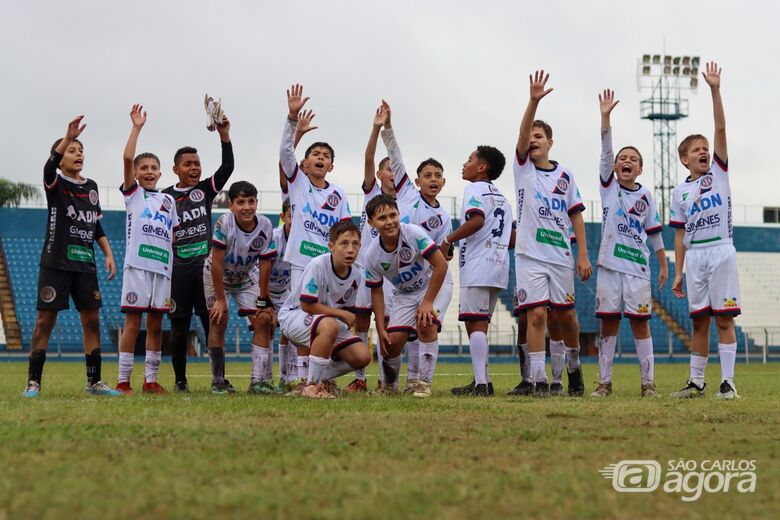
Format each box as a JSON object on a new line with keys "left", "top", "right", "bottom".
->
{"left": 280, "top": 308, "right": 361, "bottom": 355}
{"left": 121, "top": 266, "right": 171, "bottom": 313}
{"left": 685, "top": 243, "right": 741, "bottom": 317}
{"left": 458, "top": 286, "right": 501, "bottom": 322}
{"left": 203, "top": 273, "right": 259, "bottom": 317}
{"left": 514, "top": 254, "right": 575, "bottom": 313}
{"left": 595, "top": 267, "right": 652, "bottom": 320}
{"left": 387, "top": 277, "right": 453, "bottom": 337}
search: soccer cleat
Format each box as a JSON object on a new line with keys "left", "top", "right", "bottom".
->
{"left": 451, "top": 380, "right": 475, "bottom": 396}
{"left": 247, "top": 380, "right": 278, "bottom": 395}
{"left": 412, "top": 381, "right": 432, "bottom": 398}
{"left": 211, "top": 380, "right": 236, "bottom": 395}
{"left": 115, "top": 381, "right": 134, "bottom": 396}
{"left": 487, "top": 382, "right": 495, "bottom": 395}
{"left": 86, "top": 381, "right": 123, "bottom": 396}
{"left": 507, "top": 380, "right": 534, "bottom": 396}
{"left": 322, "top": 379, "right": 340, "bottom": 396}
{"left": 567, "top": 366, "right": 585, "bottom": 397}
{"left": 284, "top": 380, "right": 306, "bottom": 396}
{"left": 300, "top": 382, "right": 336, "bottom": 399}
{"left": 590, "top": 382, "right": 613, "bottom": 397}
{"left": 670, "top": 381, "right": 705, "bottom": 398}
{"left": 173, "top": 381, "right": 190, "bottom": 393}
{"left": 344, "top": 378, "right": 368, "bottom": 393}
{"left": 641, "top": 383, "right": 658, "bottom": 398}
{"left": 23, "top": 380, "right": 41, "bottom": 398}
{"left": 142, "top": 381, "right": 168, "bottom": 395}
{"left": 714, "top": 380, "right": 740, "bottom": 400}
{"left": 533, "top": 381, "right": 550, "bottom": 398}
{"left": 474, "top": 383, "right": 490, "bottom": 397}
{"left": 403, "top": 379, "right": 419, "bottom": 394}
{"left": 371, "top": 381, "right": 399, "bottom": 396}
{"left": 550, "top": 382, "right": 565, "bottom": 397}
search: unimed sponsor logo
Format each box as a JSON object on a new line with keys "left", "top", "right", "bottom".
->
{"left": 535, "top": 228, "right": 566, "bottom": 248}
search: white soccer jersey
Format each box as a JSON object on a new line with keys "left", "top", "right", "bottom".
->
{"left": 363, "top": 223, "right": 438, "bottom": 294}
{"left": 670, "top": 155, "right": 733, "bottom": 249}
{"left": 458, "top": 181, "right": 513, "bottom": 288}
{"left": 279, "top": 118, "right": 352, "bottom": 268}
{"left": 122, "top": 183, "right": 179, "bottom": 278}
{"left": 513, "top": 153, "right": 585, "bottom": 268}
{"left": 205, "top": 212, "right": 276, "bottom": 288}
{"left": 269, "top": 224, "right": 292, "bottom": 297}
{"left": 281, "top": 253, "right": 363, "bottom": 314}
{"left": 598, "top": 128, "right": 663, "bottom": 280}
{"left": 381, "top": 128, "right": 452, "bottom": 246}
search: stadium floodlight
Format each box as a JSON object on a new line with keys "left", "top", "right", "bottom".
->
{"left": 673, "top": 56, "right": 681, "bottom": 65}
{"left": 643, "top": 54, "right": 651, "bottom": 64}
{"left": 642, "top": 65, "right": 651, "bottom": 75}
{"left": 653, "top": 54, "right": 661, "bottom": 64}
{"left": 683, "top": 56, "right": 691, "bottom": 65}
{"left": 692, "top": 56, "right": 700, "bottom": 66}
{"left": 691, "top": 66, "right": 698, "bottom": 77}
{"left": 673, "top": 66, "right": 680, "bottom": 75}
{"left": 690, "top": 77, "right": 698, "bottom": 88}
{"left": 664, "top": 65, "right": 671, "bottom": 74}
{"left": 664, "top": 55, "right": 672, "bottom": 65}
{"left": 683, "top": 66, "right": 691, "bottom": 76}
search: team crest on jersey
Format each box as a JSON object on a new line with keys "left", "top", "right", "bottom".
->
{"left": 337, "top": 280, "right": 359, "bottom": 304}
{"left": 422, "top": 215, "right": 442, "bottom": 231}
{"left": 40, "top": 286, "right": 56, "bottom": 303}
{"left": 126, "top": 292, "right": 138, "bottom": 305}
{"left": 189, "top": 189, "right": 205, "bottom": 202}
{"left": 553, "top": 173, "right": 570, "bottom": 195}
{"left": 304, "top": 314, "right": 314, "bottom": 326}
{"left": 399, "top": 244, "right": 414, "bottom": 265}
{"left": 250, "top": 233, "right": 267, "bottom": 251}
{"left": 88, "top": 189, "right": 99, "bottom": 205}
{"left": 517, "top": 288, "right": 527, "bottom": 303}
{"left": 207, "top": 294, "right": 217, "bottom": 307}
{"left": 700, "top": 174, "right": 713, "bottom": 194}
{"left": 321, "top": 191, "right": 342, "bottom": 211}
{"left": 630, "top": 196, "right": 649, "bottom": 216}
{"left": 161, "top": 197, "right": 173, "bottom": 211}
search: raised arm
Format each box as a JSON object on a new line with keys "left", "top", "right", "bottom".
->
{"left": 279, "top": 84, "right": 310, "bottom": 180}
{"left": 123, "top": 105, "right": 146, "bottom": 191}
{"left": 379, "top": 101, "right": 410, "bottom": 189}
{"left": 599, "top": 89, "right": 619, "bottom": 184}
{"left": 516, "top": 70, "right": 553, "bottom": 159}
{"left": 45, "top": 115, "right": 86, "bottom": 185}
{"left": 703, "top": 61, "right": 727, "bottom": 163}
{"left": 364, "top": 103, "right": 387, "bottom": 192}
{"left": 211, "top": 114, "right": 234, "bottom": 192}
{"left": 278, "top": 109, "right": 318, "bottom": 192}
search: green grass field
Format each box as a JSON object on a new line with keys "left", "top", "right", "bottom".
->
{"left": 1, "top": 361, "right": 778, "bottom": 519}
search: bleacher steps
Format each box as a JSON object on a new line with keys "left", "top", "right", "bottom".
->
{"left": 0, "top": 243, "right": 22, "bottom": 349}
{"left": 652, "top": 297, "right": 691, "bottom": 351}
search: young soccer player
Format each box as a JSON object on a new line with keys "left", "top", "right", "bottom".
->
{"left": 379, "top": 101, "right": 454, "bottom": 392}
{"left": 513, "top": 70, "right": 592, "bottom": 397}
{"left": 364, "top": 195, "right": 449, "bottom": 397}
{"left": 669, "top": 62, "right": 741, "bottom": 400}
{"left": 204, "top": 181, "right": 277, "bottom": 394}
{"left": 591, "top": 90, "right": 668, "bottom": 398}
{"left": 279, "top": 84, "right": 353, "bottom": 385}
{"left": 270, "top": 200, "right": 296, "bottom": 390}
{"left": 278, "top": 221, "right": 371, "bottom": 399}
{"left": 115, "top": 105, "right": 179, "bottom": 395}
{"left": 446, "top": 147, "right": 512, "bottom": 396}
{"left": 164, "top": 104, "right": 234, "bottom": 392}
{"left": 23, "top": 115, "right": 120, "bottom": 398}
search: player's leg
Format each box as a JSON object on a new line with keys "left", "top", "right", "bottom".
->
{"left": 320, "top": 327, "right": 370, "bottom": 397}
{"left": 623, "top": 273, "right": 655, "bottom": 397}
{"left": 508, "top": 310, "right": 534, "bottom": 396}
{"left": 204, "top": 278, "right": 232, "bottom": 394}
{"left": 381, "top": 291, "right": 416, "bottom": 392}
{"left": 169, "top": 267, "right": 199, "bottom": 392}
{"left": 456, "top": 286, "right": 492, "bottom": 396}
{"left": 346, "top": 310, "right": 371, "bottom": 393}
{"left": 711, "top": 245, "right": 741, "bottom": 399}
{"left": 248, "top": 311, "right": 276, "bottom": 394}
{"left": 515, "top": 255, "right": 551, "bottom": 396}
{"left": 302, "top": 317, "right": 340, "bottom": 398}
{"left": 118, "top": 312, "right": 142, "bottom": 394}
{"left": 592, "top": 267, "right": 622, "bottom": 397}
{"left": 547, "top": 308, "right": 566, "bottom": 395}
{"left": 414, "top": 277, "right": 450, "bottom": 397}
{"left": 143, "top": 311, "right": 166, "bottom": 394}
{"left": 550, "top": 263, "right": 583, "bottom": 397}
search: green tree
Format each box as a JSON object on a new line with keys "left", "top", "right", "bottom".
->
{"left": 0, "top": 178, "right": 39, "bottom": 207}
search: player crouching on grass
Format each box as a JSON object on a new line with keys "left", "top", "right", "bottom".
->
{"left": 116, "top": 105, "right": 179, "bottom": 395}
{"left": 669, "top": 62, "right": 741, "bottom": 400}
{"left": 205, "top": 181, "right": 277, "bottom": 395}
{"left": 591, "top": 90, "right": 668, "bottom": 398}
{"left": 278, "top": 221, "right": 371, "bottom": 399}
{"left": 364, "top": 195, "right": 449, "bottom": 398}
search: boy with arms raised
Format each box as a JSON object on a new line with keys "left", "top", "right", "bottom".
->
{"left": 115, "top": 105, "right": 179, "bottom": 394}
{"left": 164, "top": 103, "right": 234, "bottom": 392}
{"left": 24, "top": 116, "right": 119, "bottom": 397}
{"left": 669, "top": 62, "right": 741, "bottom": 400}
{"left": 591, "top": 90, "right": 667, "bottom": 397}
{"left": 205, "top": 181, "right": 277, "bottom": 394}
{"left": 513, "top": 70, "right": 591, "bottom": 397}
{"left": 278, "top": 221, "right": 371, "bottom": 398}
{"left": 364, "top": 195, "right": 449, "bottom": 397}
{"left": 447, "top": 146, "right": 512, "bottom": 396}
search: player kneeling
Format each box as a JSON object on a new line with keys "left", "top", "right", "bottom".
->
{"left": 363, "top": 195, "right": 450, "bottom": 397}
{"left": 278, "top": 221, "right": 371, "bottom": 399}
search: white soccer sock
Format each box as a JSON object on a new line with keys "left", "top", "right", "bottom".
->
{"left": 550, "top": 339, "right": 565, "bottom": 384}
{"left": 529, "top": 350, "right": 547, "bottom": 383}
{"left": 262, "top": 347, "right": 273, "bottom": 382}
{"left": 469, "top": 331, "right": 489, "bottom": 385}
{"left": 144, "top": 350, "right": 161, "bottom": 383}
{"left": 565, "top": 344, "right": 581, "bottom": 372}
{"left": 382, "top": 355, "right": 402, "bottom": 390}
{"left": 323, "top": 359, "right": 353, "bottom": 381}
{"left": 354, "top": 331, "right": 368, "bottom": 381}
{"left": 718, "top": 343, "right": 737, "bottom": 384}
{"left": 307, "top": 356, "right": 329, "bottom": 384}
{"left": 406, "top": 339, "right": 420, "bottom": 381}
{"left": 690, "top": 353, "right": 708, "bottom": 387}
{"left": 285, "top": 344, "right": 298, "bottom": 382}
{"left": 278, "top": 342, "right": 287, "bottom": 383}
{"left": 635, "top": 337, "right": 654, "bottom": 385}
{"left": 418, "top": 340, "right": 439, "bottom": 384}
{"left": 520, "top": 343, "right": 531, "bottom": 382}
{"left": 118, "top": 351, "right": 134, "bottom": 384}
{"left": 598, "top": 335, "right": 617, "bottom": 384}
{"left": 376, "top": 342, "right": 385, "bottom": 384}
{"left": 251, "top": 345, "right": 270, "bottom": 383}
{"left": 297, "top": 355, "right": 309, "bottom": 382}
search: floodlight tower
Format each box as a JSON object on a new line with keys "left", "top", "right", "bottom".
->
{"left": 636, "top": 54, "right": 700, "bottom": 222}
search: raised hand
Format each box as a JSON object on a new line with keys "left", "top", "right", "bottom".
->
{"left": 66, "top": 115, "right": 86, "bottom": 140}
{"left": 599, "top": 89, "right": 619, "bottom": 116}
{"left": 295, "top": 109, "right": 319, "bottom": 137}
{"left": 529, "top": 70, "right": 553, "bottom": 102}
{"left": 702, "top": 61, "right": 721, "bottom": 89}
{"left": 381, "top": 99, "right": 392, "bottom": 127}
{"left": 130, "top": 104, "right": 147, "bottom": 128}
{"left": 373, "top": 103, "right": 387, "bottom": 128}
{"left": 216, "top": 114, "right": 231, "bottom": 141}
{"left": 286, "top": 83, "right": 310, "bottom": 119}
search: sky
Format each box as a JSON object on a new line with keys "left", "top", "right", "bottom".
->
{"left": 2, "top": 0, "right": 778, "bottom": 220}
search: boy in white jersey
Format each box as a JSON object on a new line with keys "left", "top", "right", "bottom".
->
{"left": 591, "top": 89, "right": 668, "bottom": 398}
{"left": 270, "top": 200, "right": 297, "bottom": 390}
{"left": 669, "top": 62, "right": 740, "bottom": 400}
{"left": 279, "top": 84, "right": 353, "bottom": 385}
{"left": 363, "top": 195, "right": 449, "bottom": 397}
{"left": 116, "top": 105, "right": 179, "bottom": 395}
{"left": 513, "top": 70, "right": 592, "bottom": 397}
{"left": 278, "top": 221, "right": 371, "bottom": 399}
{"left": 205, "top": 181, "right": 277, "bottom": 394}
{"left": 379, "top": 100, "right": 454, "bottom": 392}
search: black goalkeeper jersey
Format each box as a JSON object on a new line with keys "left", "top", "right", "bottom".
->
{"left": 163, "top": 141, "right": 234, "bottom": 270}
